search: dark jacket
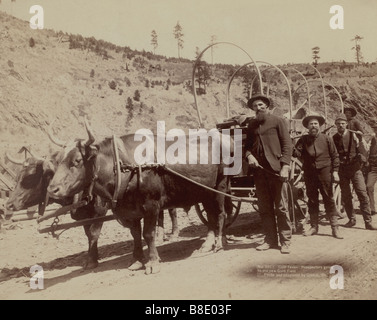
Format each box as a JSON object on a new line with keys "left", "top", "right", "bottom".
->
{"left": 244, "top": 114, "right": 292, "bottom": 172}
{"left": 294, "top": 133, "right": 339, "bottom": 172}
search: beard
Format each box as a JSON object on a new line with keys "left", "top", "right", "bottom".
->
{"left": 309, "top": 127, "right": 319, "bottom": 136}
{"left": 337, "top": 128, "right": 345, "bottom": 135}
{"left": 255, "top": 111, "right": 267, "bottom": 124}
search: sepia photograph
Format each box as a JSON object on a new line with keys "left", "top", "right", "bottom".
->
{"left": 1, "top": 0, "right": 377, "bottom": 303}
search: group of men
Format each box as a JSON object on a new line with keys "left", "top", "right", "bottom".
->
{"left": 244, "top": 94, "right": 377, "bottom": 255}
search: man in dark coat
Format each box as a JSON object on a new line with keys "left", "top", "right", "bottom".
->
{"left": 332, "top": 113, "right": 377, "bottom": 230}
{"left": 294, "top": 112, "right": 343, "bottom": 239}
{"left": 244, "top": 94, "right": 292, "bottom": 254}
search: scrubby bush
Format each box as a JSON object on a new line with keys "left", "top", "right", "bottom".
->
{"left": 126, "top": 97, "right": 134, "bottom": 122}
{"left": 29, "top": 37, "right": 35, "bottom": 48}
{"left": 109, "top": 80, "right": 117, "bottom": 90}
{"left": 124, "top": 76, "right": 131, "bottom": 86}
{"left": 133, "top": 90, "right": 141, "bottom": 101}
{"left": 126, "top": 97, "right": 133, "bottom": 110}
{"left": 139, "top": 102, "right": 147, "bottom": 114}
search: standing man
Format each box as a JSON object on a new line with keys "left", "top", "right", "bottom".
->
{"left": 366, "top": 119, "right": 377, "bottom": 216}
{"left": 332, "top": 114, "right": 377, "bottom": 230}
{"left": 244, "top": 94, "right": 292, "bottom": 254}
{"left": 294, "top": 113, "right": 343, "bottom": 239}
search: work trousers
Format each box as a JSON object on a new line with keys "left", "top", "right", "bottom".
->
{"left": 367, "top": 166, "right": 377, "bottom": 213}
{"left": 340, "top": 162, "right": 372, "bottom": 223}
{"left": 304, "top": 166, "right": 338, "bottom": 227}
{"left": 254, "top": 165, "right": 292, "bottom": 246}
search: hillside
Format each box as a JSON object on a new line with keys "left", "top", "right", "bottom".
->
{"left": 1, "top": 11, "right": 377, "bottom": 163}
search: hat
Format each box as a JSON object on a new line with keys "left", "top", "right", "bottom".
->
{"left": 247, "top": 94, "right": 272, "bottom": 109}
{"left": 302, "top": 112, "right": 326, "bottom": 128}
{"left": 335, "top": 113, "right": 348, "bottom": 123}
{"left": 369, "top": 117, "right": 377, "bottom": 128}
{"left": 344, "top": 107, "right": 357, "bottom": 117}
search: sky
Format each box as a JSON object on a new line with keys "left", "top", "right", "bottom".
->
{"left": 1, "top": 0, "right": 377, "bottom": 65}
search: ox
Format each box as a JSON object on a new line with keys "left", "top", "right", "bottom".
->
{"left": 47, "top": 120, "right": 233, "bottom": 274}
{"left": 44, "top": 122, "right": 181, "bottom": 243}
{"left": 5, "top": 152, "right": 107, "bottom": 269}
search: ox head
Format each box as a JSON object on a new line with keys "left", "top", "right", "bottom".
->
{"left": 47, "top": 118, "right": 99, "bottom": 200}
{"left": 6, "top": 154, "right": 55, "bottom": 211}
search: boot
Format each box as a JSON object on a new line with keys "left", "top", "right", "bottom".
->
{"left": 365, "top": 221, "right": 377, "bottom": 230}
{"left": 280, "top": 243, "right": 291, "bottom": 254}
{"left": 303, "top": 225, "right": 318, "bottom": 236}
{"left": 344, "top": 219, "right": 356, "bottom": 228}
{"left": 332, "top": 226, "right": 344, "bottom": 239}
{"left": 256, "top": 241, "right": 279, "bottom": 251}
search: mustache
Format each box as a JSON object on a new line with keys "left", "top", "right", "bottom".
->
{"left": 309, "top": 127, "right": 319, "bottom": 135}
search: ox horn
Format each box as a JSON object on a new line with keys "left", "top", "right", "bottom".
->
{"left": 84, "top": 116, "right": 96, "bottom": 146}
{"left": 5, "top": 152, "right": 24, "bottom": 165}
{"left": 47, "top": 120, "right": 67, "bottom": 148}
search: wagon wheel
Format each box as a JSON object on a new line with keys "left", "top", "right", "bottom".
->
{"left": 194, "top": 200, "right": 241, "bottom": 228}
{"left": 333, "top": 183, "right": 346, "bottom": 217}
{"left": 287, "top": 182, "right": 296, "bottom": 233}
{"left": 290, "top": 157, "right": 304, "bottom": 186}
{"left": 288, "top": 157, "right": 308, "bottom": 232}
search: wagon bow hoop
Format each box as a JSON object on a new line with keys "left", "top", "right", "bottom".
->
{"left": 192, "top": 42, "right": 262, "bottom": 128}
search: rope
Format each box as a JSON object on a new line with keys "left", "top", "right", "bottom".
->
{"left": 119, "top": 162, "right": 285, "bottom": 204}
{"left": 162, "top": 166, "right": 255, "bottom": 204}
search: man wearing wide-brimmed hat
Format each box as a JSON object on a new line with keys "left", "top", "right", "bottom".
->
{"left": 333, "top": 114, "right": 377, "bottom": 230}
{"left": 366, "top": 118, "right": 377, "bottom": 216}
{"left": 244, "top": 94, "right": 292, "bottom": 254}
{"left": 294, "top": 112, "right": 343, "bottom": 239}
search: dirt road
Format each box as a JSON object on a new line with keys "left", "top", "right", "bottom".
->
{"left": 1, "top": 203, "right": 377, "bottom": 300}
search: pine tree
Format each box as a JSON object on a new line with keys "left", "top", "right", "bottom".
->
{"left": 151, "top": 30, "right": 158, "bottom": 54}
{"left": 173, "top": 21, "right": 184, "bottom": 59}
{"left": 208, "top": 35, "right": 217, "bottom": 66}
{"left": 312, "top": 47, "right": 320, "bottom": 68}
{"left": 194, "top": 47, "right": 210, "bottom": 94}
{"left": 351, "top": 35, "right": 364, "bottom": 65}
